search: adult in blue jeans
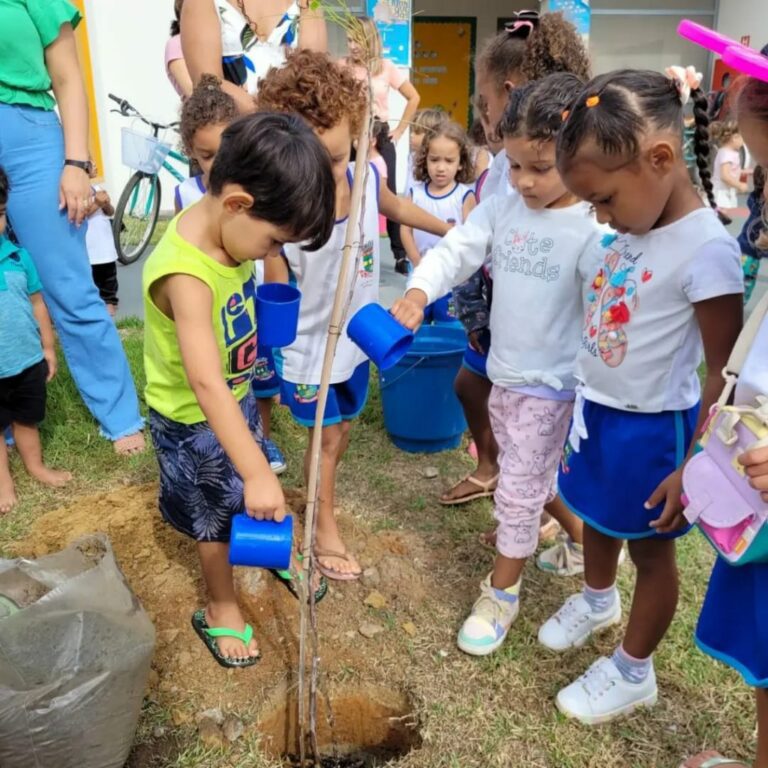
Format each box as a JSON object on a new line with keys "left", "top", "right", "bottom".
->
{"left": 0, "top": 0, "right": 144, "bottom": 454}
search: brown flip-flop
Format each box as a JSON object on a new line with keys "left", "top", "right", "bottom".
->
{"left": 313, "top": 547, "right": 362, "bottom": 582}
{"left": 440, "top": 473, "right": 499, "bottom": 506}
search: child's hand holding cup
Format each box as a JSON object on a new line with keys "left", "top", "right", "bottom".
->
{"left": 391, "top": 289, "right": 428, "bottom": 332}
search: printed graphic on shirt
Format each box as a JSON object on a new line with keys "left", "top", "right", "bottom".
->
{"left": 582, "top": 236, "right": 651, "bottom": 368}
{"left": 492, "top": 228, "right": 560, "bottom": 283}
{"left": 221, "top": 275, "right": 257, "bottom": 388}
{"left": 360, "top": 240, "right": 375, "bottom": 277}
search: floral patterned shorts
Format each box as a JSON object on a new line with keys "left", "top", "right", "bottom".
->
{"left": 149, "top": 393, "right": 265, "bottom": 543}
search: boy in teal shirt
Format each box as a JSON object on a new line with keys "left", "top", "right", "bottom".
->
{"left": 0, "top": 167, "right": 70, "bottom": 514}
{"left": 144, "top": 113, "right": 335, "bottom": 668}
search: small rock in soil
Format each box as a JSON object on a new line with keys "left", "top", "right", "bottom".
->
{"left": 198, "top": 717, "right": 225, "bottom": 749}
{"left": 344, "top": 630, "right": 357, "bottom": 640}
{"left": 196, "top": 707, "right": 224, "bottom": 725}
{"left": 177, "top": 651, "right": 192, "bottom": 668}
{"left": 147, "top": 668, "right": 159, "bottom": 688}
{"left": 222, "top": 715, "right": 245, "bottom": 742}
{"left": 363, "top": 590, "right": 387, "bottom": 610}
{"left": 361, "top": 566, "right": 380, "bottom": 587}
{"left": 402, "top": 622, "right": 417, "bottom": 637}
{"left": 159, "top": 628, "right": 180, "bottom": 644}
{"left": 423, "top": 466, "right": 439, "bottom": 479}
{"left": 152, "top": 725, "right": 167, "bottom": 739}
{"left": 171, "top": 708, "right": 193, "bottom": 726}
{"left": 358, "top": 621, "right": 385, "bottom": 639}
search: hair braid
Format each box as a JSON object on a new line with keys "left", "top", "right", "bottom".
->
{"left": 690, "top": 86, "right": 718, "bottom": 214}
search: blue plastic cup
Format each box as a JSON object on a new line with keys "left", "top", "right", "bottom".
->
{"left": 347, "top": 303, "right": 414, "bottom": 371}
{"left": 256, "top": 283, "right": 301, "bottom": 348}
{"left": 229, "top": 513, "right": 293, "bottom": 569}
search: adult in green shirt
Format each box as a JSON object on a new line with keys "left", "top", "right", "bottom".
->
{"left": 0, "top": 0, "right": 144, "bottom": 454}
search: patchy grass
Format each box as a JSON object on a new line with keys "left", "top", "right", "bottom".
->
{"left": 0, "top": 323, "right": 757, "bottom": 768}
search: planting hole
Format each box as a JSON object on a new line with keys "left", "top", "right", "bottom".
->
{"left": 258, "top": 685, "right": 421, "bottom": 767}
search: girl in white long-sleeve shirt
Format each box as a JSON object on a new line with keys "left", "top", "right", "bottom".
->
{"left": 393, "top": 72, "right": 603, "bottom": 657}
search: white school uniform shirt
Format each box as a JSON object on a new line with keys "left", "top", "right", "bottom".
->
{"left": 279, "top": 163, "right": 380, "bottom": 384}
{"left": 576, "top": 208, "right": 743, "bottom": 414}
{"left": 409, "top": 181, "right": 474, "bottom": 256}
{"left": 175, "top": 175, "right": 265, "bottom": 282}
{"left": 480, "top": 149, "right": 513, "bottom": 200}
{"left": 408, "top": 193, "right": 606, "bottom": 392}
{"left": 174, "top": 175, "right": 206, "bottom": 212}
{"left": 85, "top": 186, "right": 118, "bottom": 266}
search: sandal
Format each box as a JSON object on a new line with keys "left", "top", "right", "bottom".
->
{"left": 270, "top": 554, "right": 328, "bottom": 603}
{"left": 679, "top": 752, "right": 751, "bottom": 768}
{"left": 113, "top": 432, "right": 146, "bottom": 456}
{"left": 314, "top": 547, "right": 362, "bottom": 582}
{"left": 478, "top": 527, "right": 497, "bottom": 550}
{"left": 191, "top": 609, "right": 260, "bottom": 669}
{"left": 440, "top": 473, "right": 499, "bottom": 506}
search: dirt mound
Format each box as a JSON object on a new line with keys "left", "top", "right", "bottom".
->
{"left": 12, "top": 485, "right": 438, "bottom": 723}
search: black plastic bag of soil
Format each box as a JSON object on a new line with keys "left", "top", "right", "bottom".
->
{"left": 0, "top": 534, "right": 155, "bottom": 768}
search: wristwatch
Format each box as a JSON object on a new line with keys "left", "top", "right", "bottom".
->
{"left": 64, "top": 159, "right": 94, "bottom": 174}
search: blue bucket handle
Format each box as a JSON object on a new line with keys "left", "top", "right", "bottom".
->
{"left": 380, "top": 356, "right": 427, "bottom": 390}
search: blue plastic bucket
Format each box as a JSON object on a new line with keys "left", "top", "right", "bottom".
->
{"left": 256, "top": 283, "right": 301, "bottom": 348}
{"left": 380, "top": 324, "right": 468, "bottom": 453}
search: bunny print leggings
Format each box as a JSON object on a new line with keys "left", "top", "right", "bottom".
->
{"left": 489, "top": 387, "right": 573, "bottom": 560}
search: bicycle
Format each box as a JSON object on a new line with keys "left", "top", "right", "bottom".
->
{"left": 109, "top": 94, "right": 188, "bottom": 265}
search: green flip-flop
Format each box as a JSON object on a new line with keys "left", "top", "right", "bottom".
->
{"left": 191, "top": 610, "right": 260, "bottom": 669}
{"left": 270, "top": 554, "right": 328, "bottom": 604}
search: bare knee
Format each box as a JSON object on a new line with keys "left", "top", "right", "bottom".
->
{"left": 628, "top": 537, "right": 676, "bottom": 574}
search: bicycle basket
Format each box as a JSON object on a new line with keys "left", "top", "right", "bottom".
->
{"left": 120, "top": 127, "right": 171, "bottom": 174}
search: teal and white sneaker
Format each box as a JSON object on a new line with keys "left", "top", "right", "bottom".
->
{"left": 537, "top": 536, "right": 627, "bottom": 578}
{"left": 457, "top": 574, "right": 520, "bottom": 656}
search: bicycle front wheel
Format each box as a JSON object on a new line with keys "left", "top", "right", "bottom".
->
{"left": 113, "top": 172, "right": 162, "bottom": 265}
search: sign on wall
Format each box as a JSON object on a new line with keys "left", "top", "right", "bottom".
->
{"left": 366, "top": 0, "right": 413, "bottom": 67}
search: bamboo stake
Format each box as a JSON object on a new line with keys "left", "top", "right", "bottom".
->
{"left": 296, "top": 35, "right": 374, "bottom": 763}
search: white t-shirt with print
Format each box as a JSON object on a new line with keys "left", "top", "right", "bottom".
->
{"left": 279, "top": 163, "right": 380, "bottom": 384}
{"left": 577, "top": 208, "right": 743, "bottom": 413}
{"left": 409, "top": 181, "right": 474, "bottom": 256}
{"left": 408, "top": 193, "right": 605, "bottom": 392}
{"left": 736, "top": 314, "right": 768, "bottom": 407}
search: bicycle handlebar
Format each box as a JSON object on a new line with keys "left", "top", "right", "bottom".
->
{"left": 108, "top": 93, "right": 177, "bottom": 132}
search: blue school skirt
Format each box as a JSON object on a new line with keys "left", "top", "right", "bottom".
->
{"left": 558, "top": 399, "right": 699, "bottom": 540}
{"left": 696, "top": 559, "right": 768, "bottom": 687}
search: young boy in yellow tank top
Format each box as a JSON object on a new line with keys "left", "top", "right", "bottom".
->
{"left": 143, "top": 113, "right": 335, "bottom": 668}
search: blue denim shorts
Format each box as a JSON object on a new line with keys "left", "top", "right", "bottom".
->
{"left": 149, "top": 392, "right": 264, "bottom": 543}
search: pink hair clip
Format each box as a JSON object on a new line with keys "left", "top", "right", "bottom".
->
{"left": 504, "top": 10, "right": 540, "bottom": 38}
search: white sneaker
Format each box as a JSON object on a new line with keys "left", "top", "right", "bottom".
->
{"left": 556, "top": 656, "right": 658, "bottom": 725}
{"left": 537, "top": 538, "right": 627, "bottom": 578}
{"left": 538, "top": 592, "right": 622, "bottom": 652}
{"left": 457, "top": 574, "right": 520, "bottom": 656}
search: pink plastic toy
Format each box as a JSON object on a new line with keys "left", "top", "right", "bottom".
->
{"left": 724, "top": 45, "right": 768, "bottom": 83}
{"left": 677, "top": 20, "right": 734, "bottom": 56}
{"left": 678, "top": 19, "right": 768, "bottom": 84}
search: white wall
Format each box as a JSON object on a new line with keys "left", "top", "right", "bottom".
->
{"left": 84, "top": 0, "right": 180, "bottom": 208}
{"left": 715, "top": 0, "right": 768, "bottom": 52}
